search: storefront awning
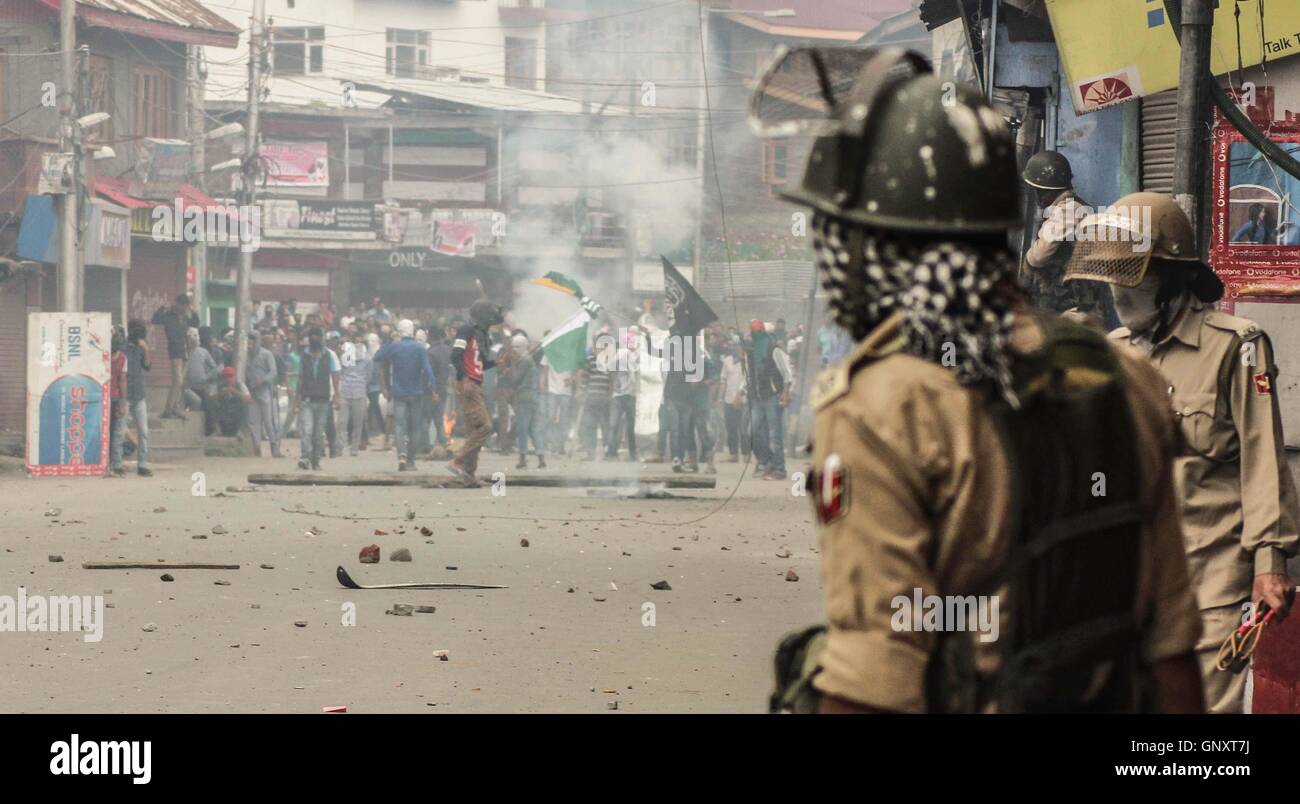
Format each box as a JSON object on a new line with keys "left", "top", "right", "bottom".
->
{"left": 92, "top": 176, "right": 227, "bottom": 213}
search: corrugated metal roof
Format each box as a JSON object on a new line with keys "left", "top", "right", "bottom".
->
{"left": 79, "top": 0, "right": 239, "bottom": 33}
{"left": 352, "top": 77, "right": 631, "bottom": 116}
{"left": 67, "top": 0, "right": 240, "bottom": 35}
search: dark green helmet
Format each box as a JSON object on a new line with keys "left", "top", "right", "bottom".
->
{"left": 762, "top": 48, "right": 1020, "bottom": 234}
{"left": 1022, "top": 150, "right": 1073, "bottom": 191}
{"left": 469, "top": 300, "right": 505, "bottom": 328}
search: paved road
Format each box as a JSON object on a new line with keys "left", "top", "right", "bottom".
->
{"left": 0, "top": 448, "right": 822, "bottom": 713}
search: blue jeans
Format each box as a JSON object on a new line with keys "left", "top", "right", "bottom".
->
{"left": 669, "top": 393, "right": 713, "bottom": 464}
{"left": 393, "top": 396, "right": 424, "bottom": 462}
{"left": 110, "top": 398, "right": 148, "bottom": 470}
{"left": 513, "top": 398, "right": 545, "bottom": 455}
{"left": 299, "top": 400, "right": 330, "bottom": 465}
{"left": 606, "top": 395, "right": 637, "bottom": 459}
{"left": 750, "top": 396, "right": 785, "bottom": 473}
{"left": 545, "top": 393, "right": 573, "bottom": 453}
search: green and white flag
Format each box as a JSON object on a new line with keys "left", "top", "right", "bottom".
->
{"left": 540, "top": 309, "right": 591, "bottom": 373}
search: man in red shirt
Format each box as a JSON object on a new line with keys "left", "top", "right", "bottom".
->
{"left": 446, "top": 301, "right": 503, "bottom": 484}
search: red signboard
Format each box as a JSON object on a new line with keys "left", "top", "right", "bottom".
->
{"left": 1210, "top": 111, "right": 1300, "bottom": 300}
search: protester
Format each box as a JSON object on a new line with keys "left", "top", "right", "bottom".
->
{"left": 718, "top": 337, "right": 749, "bottom": 462}
{"left": 578, "top": 336, "right": 613, "bottom": 461}
{"left": 245, "top": 331, "right": 282, "bottom": 458}
{"left": 186, "top": 326, "right": 222, "bottom": 437}
{"left": 746, "top": 319, "right": 791, "bottom": 480}
{"left": 151, "top": 294, "right": 199, "bottom": 419}
{"left": 605, "top": 325, "right": 640, "bottom": 461}
{"left": 504, "top": 333, "right": 546, "bottom": 469}
{"left": 447, "top": 301, "right": 503, "bottom": 484}
{"left": 110, "top": 320, "right": 152, "bottom": 477}
{"left": 374, "top": 318, "right": 434, "bottom": 471}
{"left": 294, "top": 326, "right": 340, "bottom": 471}
{"left": 338, "top": 329, "right": 372, "bottom": 457}
{"left": 426, "top": 327, "right": 452, "bottom": 451}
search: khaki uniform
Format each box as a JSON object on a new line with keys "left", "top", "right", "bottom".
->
{"left": 807, "top": 311, "right": 1202, "bottom": 713}
{"left": 1108, "top": 299, "right": 1300, "bottom": 712}
{"left": 1025, "top": 191, "right": 1115, "bottom": 325}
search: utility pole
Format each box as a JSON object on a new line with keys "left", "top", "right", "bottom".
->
{"left": 692, "top": 8, "right": 708, "bottom": 290}
{"left": 235, "top": 0, "right": 265, "bottom": 393}
{"left": 187, "top": 45, "right": 208, "bottom": 325}
{"left": 57, "top": 0, "right": 80, "bottom": 312}
{"left": 1172, "top": 0, "right": 1213, "bottom": 237}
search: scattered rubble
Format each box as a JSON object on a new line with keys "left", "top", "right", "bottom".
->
{"left": 359, "top": 544, "right": 381, "bottom": 564}
{"left": 389, "top": 548, "right": 412, "bottom": 562}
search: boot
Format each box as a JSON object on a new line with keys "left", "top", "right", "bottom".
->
{"left": 516, "top": 453, "right": 527, "bottom": 470}
{"left": 537, "top": 455, "right": 547, "bottom": 469}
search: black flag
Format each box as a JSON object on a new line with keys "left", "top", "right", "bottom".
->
{"left": 661, "top": 256, "right": 717, "bottom": 335}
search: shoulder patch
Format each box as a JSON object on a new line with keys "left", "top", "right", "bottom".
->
{"left": 812, "top": 365, "right": 850, "bottom": 411}
{"left": 1205, "top": 311, "right": 1263, "bottom": 341}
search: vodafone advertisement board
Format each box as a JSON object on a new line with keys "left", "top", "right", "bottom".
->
{"left": 25, "top": 313, "right": 111, "bottom": 477}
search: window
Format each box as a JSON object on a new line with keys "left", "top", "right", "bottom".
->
{"left": 762, "top": 139, "right": 788, "bottom": 187}
{"left": 504, "top": 37, "right": 537, "bottom": 90}
{"left": 134, "top": 65, "right": 173, "bottom": 139}
{"left": 272, "top": 27, "right": 324, "bottom": 75}
{"left": 85, "top": 55, "right": 115, "bottom": 145}
{"left": 667, "top": 129, "right": 697, "bottom": 168}
{"left": 386, "top": 29, "right": 429, "bottom": 79}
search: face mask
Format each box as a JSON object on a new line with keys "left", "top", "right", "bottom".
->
{"left": 1110, "top": 273, "right": 1162, "bottom": 332}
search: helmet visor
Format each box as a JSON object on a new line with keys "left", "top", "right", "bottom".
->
{"left": 749, "top": 46, "right": 887, "bottom": 139}
{"left": 1062, "top": 211, "right": 1157, "bottom": 288}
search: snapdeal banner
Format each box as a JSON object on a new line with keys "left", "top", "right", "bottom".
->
{"left": 26, "top": 313, "right": 111, "bottom": 477}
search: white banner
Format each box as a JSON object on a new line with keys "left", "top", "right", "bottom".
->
{"left": 26, "top": 313, "right": 112, "bottom": 477}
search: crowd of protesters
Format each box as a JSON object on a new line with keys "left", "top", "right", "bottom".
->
{"left": 104, "top": 293, "right": 820, "bottom": 483}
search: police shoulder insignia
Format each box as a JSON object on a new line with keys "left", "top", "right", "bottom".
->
{"left": 1254, "top": 371, "right": 1273, "bottom": 396}
{"left": 811, "top": 366, "right": 850, "bottom": 412}
{"left": 813, "top": 453, "right": 849, "bottom": 524}
{"left": 1206, "top": 311, "right": 1263, "bottom": 341}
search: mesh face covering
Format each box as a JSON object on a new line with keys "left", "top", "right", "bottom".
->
{"left": 812, "top": 213, "right": 1021, "bottom": 407}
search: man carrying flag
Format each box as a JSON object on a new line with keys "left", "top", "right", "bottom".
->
{"left": 650, "top": 257, "right": 719, "bottom": 472}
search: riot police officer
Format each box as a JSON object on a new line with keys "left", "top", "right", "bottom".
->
{"left": 1065, "top": 193, "right": 1299, "bottom": 713}
{"left": 759, "top": 47, "right": 1204, "bottom": 713}
{"left": 1022, "top": 150, "right": 1117, "bottom": 328}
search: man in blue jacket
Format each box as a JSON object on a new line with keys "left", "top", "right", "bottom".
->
{"left": 374, "top": 318, "right": 434, "bottom": 471}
